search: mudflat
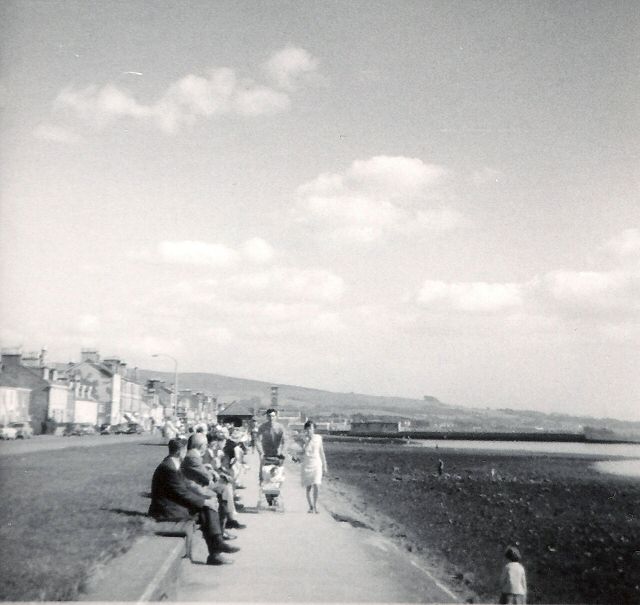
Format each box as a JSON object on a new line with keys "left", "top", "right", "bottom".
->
{"left": 322, "top": 440, "right": 640, "bottom": 604}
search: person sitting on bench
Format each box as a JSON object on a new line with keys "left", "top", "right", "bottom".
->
{"left": 148, "top": 437, "right": 240, "bottom": 565}
{"left": 182, "top": 432, "right": 246, "bottom": 531}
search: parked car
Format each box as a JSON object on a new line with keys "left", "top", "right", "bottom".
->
{"left": 125, "top": 423, "right": 144, "bottom": 434}
{"left": 8, "top": 422, "right": 33, "bottom": 439}
{"left": 0, "top": 424, "right": 18, "bottom": 440}
{"left": 63, "top": 423, "right": 82, "bottom": 436}
{"left": 112, "top": 423, "right": 130, "bottom": 434}
{"left": 63, "top": 423, "right": 96, "bottom": 436}
{"left": 99, "top": 423, "right": 112, "bottom": 435}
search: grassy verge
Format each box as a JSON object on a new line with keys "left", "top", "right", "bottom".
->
{"left": 324, "top": 441, "right": 640, "bottom": 605}
{"left": 0, "top": 439, "right": 165, "bottom": 601}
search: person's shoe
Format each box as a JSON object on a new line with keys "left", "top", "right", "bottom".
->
{"left": 235, "top": 502, "right": 246, "bottom": 512}
{"left": 222, "top": 532, "right": 237, "bottom": 540}
{"left": 217, "top": 542, "right": 240, "bottom": 554}
{"left": 226, "top": 519, "right": 246, "bottom": 530}
{"left": 206, "top": 553, "right": 233, "bottom": 565}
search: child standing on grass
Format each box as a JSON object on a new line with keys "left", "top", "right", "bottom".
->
{"left": 499, "top": 546, "right": 527, "bottom": 604}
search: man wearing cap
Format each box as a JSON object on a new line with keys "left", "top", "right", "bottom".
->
{"left": 148, "top": 438, "right": 240, "bottom": 565}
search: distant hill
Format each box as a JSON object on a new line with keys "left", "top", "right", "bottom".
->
{"left": 137, "top": 368, "right": 640, "bottom": 434}
{"left": 137, "top": 368, "right": 448, "bottom": 417}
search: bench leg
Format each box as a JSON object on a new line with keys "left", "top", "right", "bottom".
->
{"left": 183, "top": 523, "right": 192, "bottom": 561}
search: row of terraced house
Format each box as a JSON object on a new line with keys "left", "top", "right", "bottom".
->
{"left": 0, "top": 348, "right": 218, "bottom": 434}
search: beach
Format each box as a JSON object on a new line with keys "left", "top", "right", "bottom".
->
{"left": 321, "top": 440, "right": 640, "bottom": 604}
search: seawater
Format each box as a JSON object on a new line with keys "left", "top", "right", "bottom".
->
{"left": 409, "top": 439, "right": 640, "bottom": 478}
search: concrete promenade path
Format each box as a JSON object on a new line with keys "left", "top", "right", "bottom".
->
{"left": 176, "top": 450, "right": 459, "bottom": 603}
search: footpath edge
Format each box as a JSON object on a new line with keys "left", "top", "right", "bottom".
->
{"left": 83, "top": 535, "right": 185, "bottom": 602}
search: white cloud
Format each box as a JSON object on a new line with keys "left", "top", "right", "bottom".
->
{"left": 296, "top": 156, "right": 463, "bottom": 242}
{"left": 158, "top": 240, "right": 237, "bottom": 267}
{"left": 52, "top": 47, "right": 317, "bottom": 134}
{"left": 241, "top": 238, "right": 276, "bottom": 264}
{"left": 418, "top": 280, "right": 524, "bottom": 312}
{"left": 412, "top": 229, "right": 640, "bottom": 323}
{"left": 134, "top": 238, "right": 277, "bottom": 268}
{"left": 347, "top": 156, "right": 446, "bottom": 200}
{"left": 543, "top": 269, "right": 640, "bottom": 312}
{"left": 152, "top": 69, "right": 236, "bottom": 131}
{"left": 299, "top": 155, "right": 446, "bottom": 202}
{"left": 226, "top": 266, "right": 344, "bottom": 303}
{"left": 301, "top": 194, "right": 402, "bottom": 242}
{"left": 33, "top": 123, "right": 82, "bottom": 144}
{"left": 55, "top": 84, "right": 151, "bottom": 125}
{"left": 600, "top": 228, "right": 640, "bottom": 264}
{"left": 263, "top": 46, "right": 320, "bottom": 91}
{"left": 533, "top": 229, "right": 640, "bottom": 317}
{"left": 234, "top": 82, "right": 290, "bottom": 116}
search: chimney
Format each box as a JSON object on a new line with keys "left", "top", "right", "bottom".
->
{"left": 81, "top": 349, "right": 100, "bottom": 363}
{"left": 103, "top": 357, "right": 124, "bottom": 375}
{"left": 40, "top": 348, "right": 47, "bottom": 367}
{"left": 270, "top": 385, "right": 279, "bottom": 409}
{"left": 1, "top": 350, "right": 22, "bottom": 368}
{"left": 22, "top": 352, "right": 41, "bottom": 368}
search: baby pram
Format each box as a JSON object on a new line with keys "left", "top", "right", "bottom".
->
{"left": 258, "top": 455, "right": 285, "bottom": 512}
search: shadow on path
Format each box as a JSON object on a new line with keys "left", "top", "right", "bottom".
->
{"left": 102, "top": 507, "right": 149, "bottom": 517}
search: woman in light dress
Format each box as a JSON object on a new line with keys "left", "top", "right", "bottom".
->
{"left": 299, "top": 420, "right": 328, "bottom": 513}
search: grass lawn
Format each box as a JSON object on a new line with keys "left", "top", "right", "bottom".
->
{"left": 325, "top": 441, "right": 640, "bottom": 605}
{"left": 0, "top": 439, "right": 166, "bottom": 601}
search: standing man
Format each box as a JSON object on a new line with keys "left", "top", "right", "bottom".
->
{"left": 256, "top": 408, "right": 286, "bottom": 457}
{"left": 256, "top": 408, "right": 286, "bottom": 483}
{"left": 148, "top": 438, "right": 240, "bottom": 565}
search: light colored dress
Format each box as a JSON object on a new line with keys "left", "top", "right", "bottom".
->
{"left": 300, "top": 434, "right": 325, "bottom": 487}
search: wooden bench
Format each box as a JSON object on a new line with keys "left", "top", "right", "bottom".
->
{"left": 148, "top": 517, "right": 197, "bottom": 562}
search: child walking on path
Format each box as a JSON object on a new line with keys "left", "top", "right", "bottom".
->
{"left": 499, "top": 546, "right": 527, "bottom": 604}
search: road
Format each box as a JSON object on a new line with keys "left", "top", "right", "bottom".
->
{"left": 0, "top": 432, "right": 155, "bottom": 457}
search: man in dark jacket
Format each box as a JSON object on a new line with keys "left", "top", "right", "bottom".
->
{"left": 149, "top": 438, "right": 240, "bottom": 565}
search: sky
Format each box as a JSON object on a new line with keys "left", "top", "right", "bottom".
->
{"left": 1, "top": 1, "right": 639, "bottom": 421}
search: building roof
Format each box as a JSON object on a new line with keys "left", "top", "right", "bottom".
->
{"left": 0, "top": 373, "right": 30, "bottom": 388}
{"left": 0, "top": 364, "right": 49, "bottom": 389}
{"left": 65, "top": 360, "right": 115, "bottom": 378}
{"left": 217, "top": 400, "right": 255, "bottom": 418}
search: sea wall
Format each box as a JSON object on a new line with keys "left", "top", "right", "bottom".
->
{"left": 321, "top": 430, "right": 588, "bottom": 442}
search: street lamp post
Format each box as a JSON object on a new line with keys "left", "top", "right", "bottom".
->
{"left": 151, "top": 353, "right": 178, "bottom": 418}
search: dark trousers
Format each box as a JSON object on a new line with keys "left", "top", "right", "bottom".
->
{"left": 198, "top": 507, "right": 223, "bottom": 555}
{"left": 218, "top": 495, "right": 230, "bottom": 529}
